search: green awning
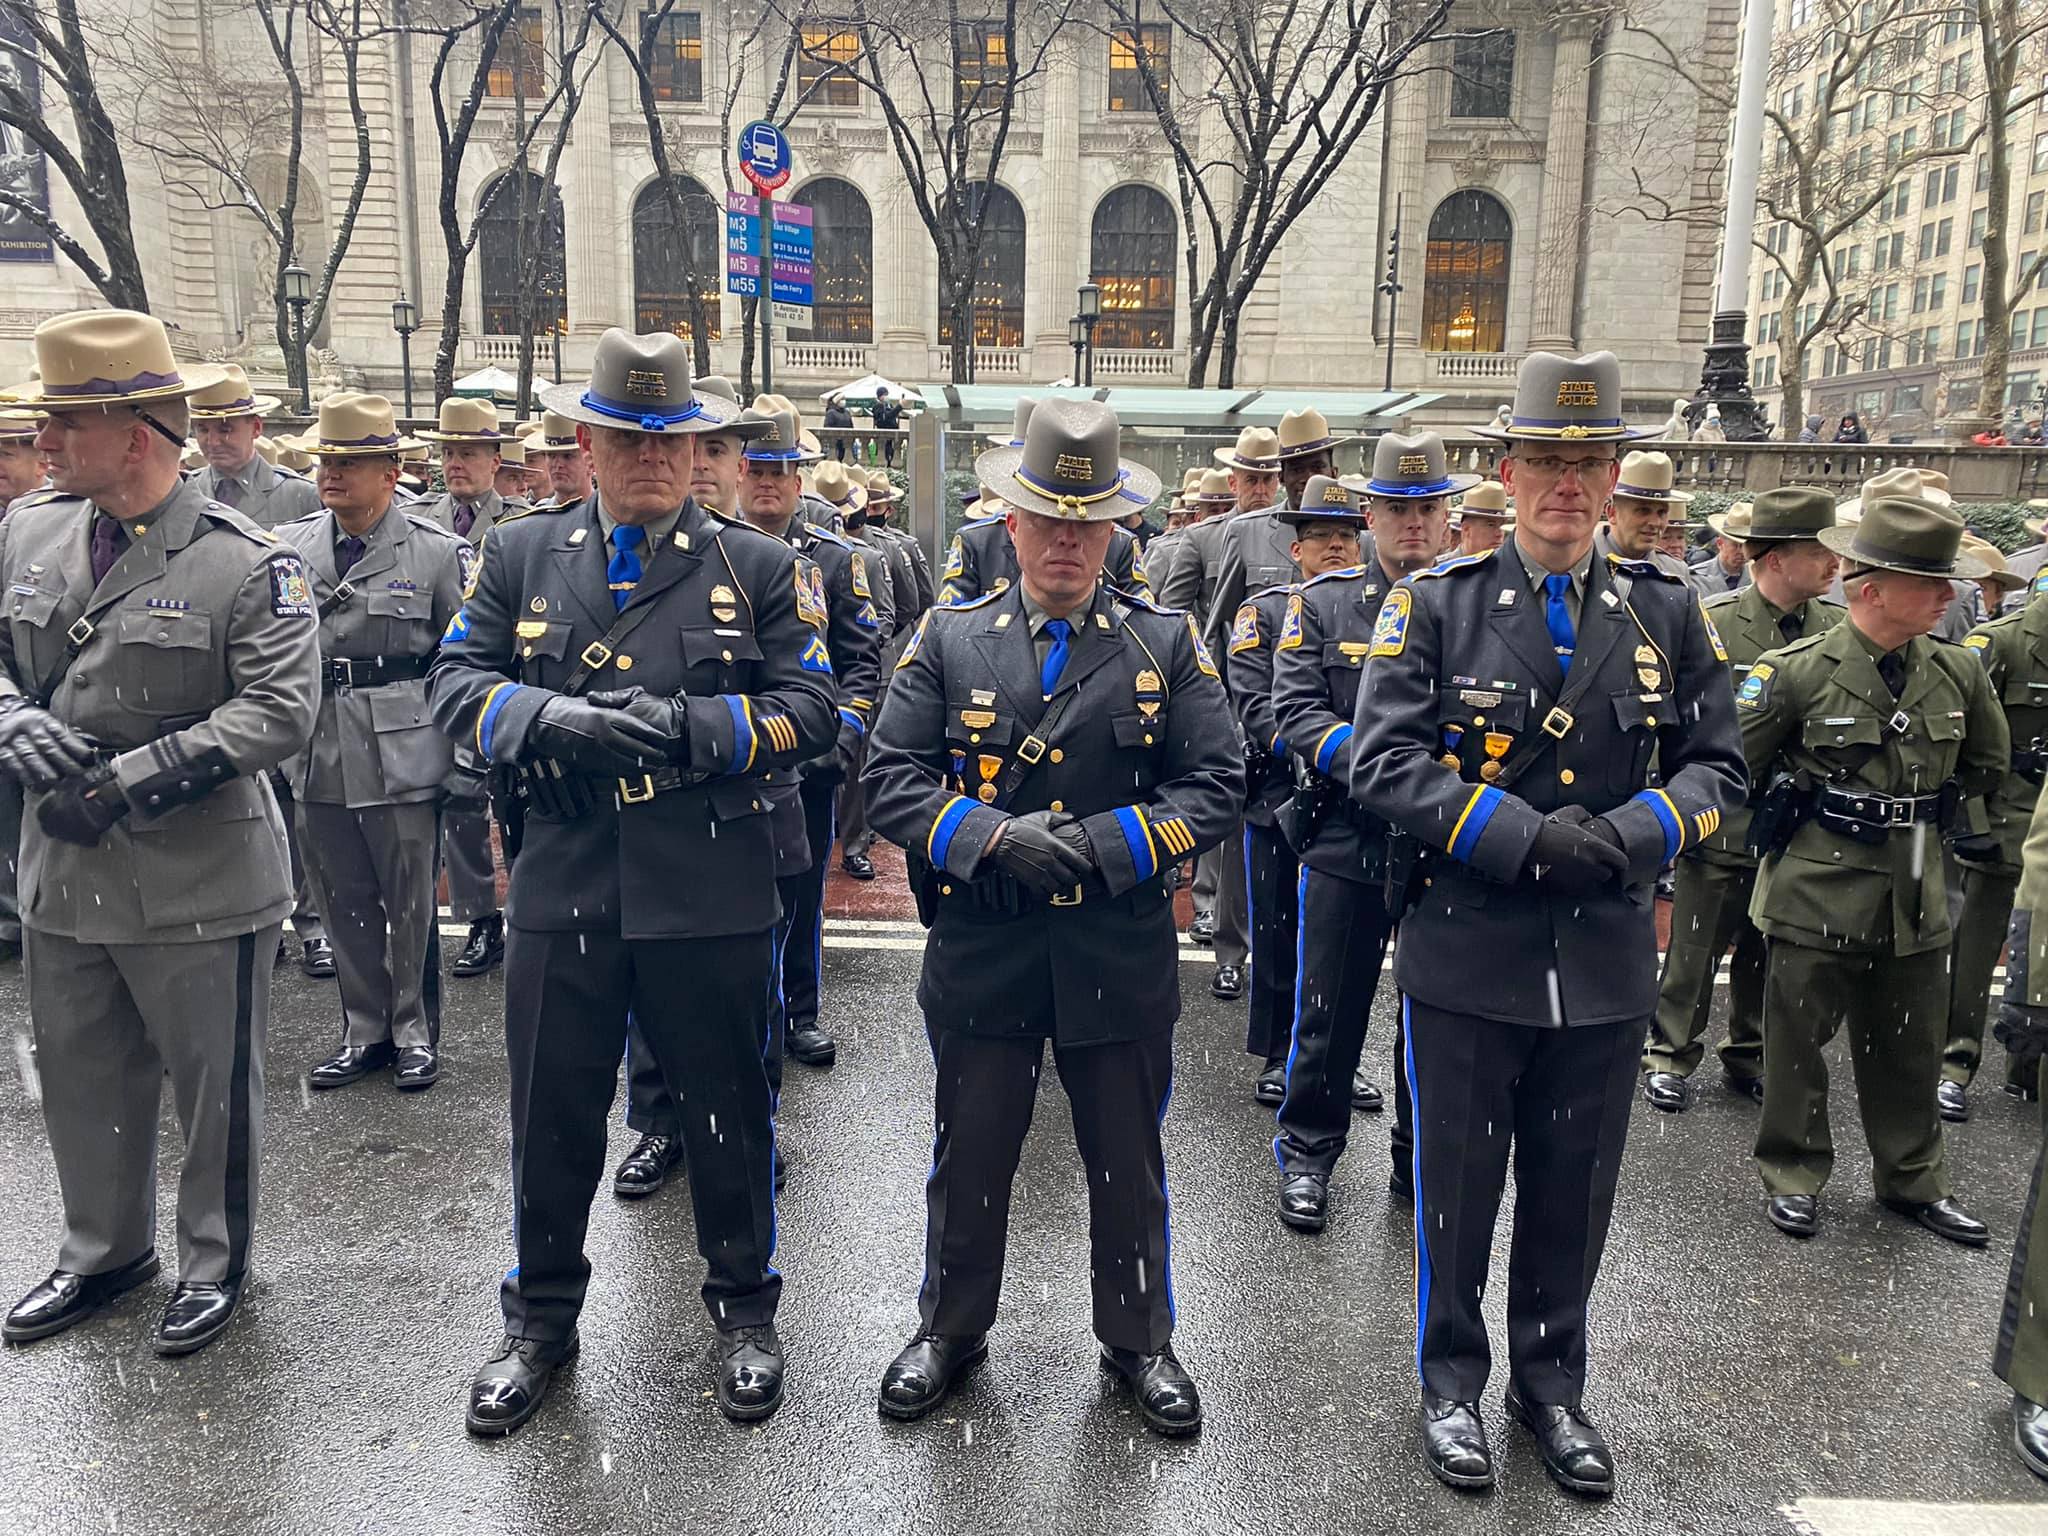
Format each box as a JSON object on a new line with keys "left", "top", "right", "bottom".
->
{"left": 925, "top": 383, "right": 1442, "bottom": 430}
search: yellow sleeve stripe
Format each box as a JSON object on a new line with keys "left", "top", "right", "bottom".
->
{"left": 475, "top": 681, "right": 515, "bottom": 757}
{"left": 1693, "top": 807, "right": 1720, "bottom": 842}
{"left": 736, "top": 696, "right": 759, "bottom": 773}
{"left": 1153, "top": 815, "right": 1195, "bottom": 858}
{"left": 761, "top": 713, "right": 797, "bottom": 753}
{"left": 1651, "top": 788, "right": 1686, "bottom": 850}
{"left": 1446, "top": 786, "right": 1488, "bottom": 852}
{"left": 1134, "top": 806, "right": 1164, "bottom": 870}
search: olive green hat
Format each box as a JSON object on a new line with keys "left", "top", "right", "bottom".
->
{"left": 1818, "top": 495, "right": 1987, "bottom": 580}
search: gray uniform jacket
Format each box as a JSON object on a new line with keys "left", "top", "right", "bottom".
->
{"left": 423, "top": 488, "right": 519, "bottom": 549}
{"left": 1140, "top": 529, "right": 1183, "bottom": 591}
{"left": 276, "top": 506, "right": 471, "bottom": 809}
{"left": 0, "top": 481, "right": 320, "bottom": 942}
{"left": 1161, "top": 506, "right": 1282, "bottom": 627}
{"left": 1202, "top": 507, "right": 1301, "bottom": 655}
{"left": 1595, "top": 525, "right": 1692, "bottom": 584}
{"left": 196, "top": 457, "right": 322, "bottom": 530}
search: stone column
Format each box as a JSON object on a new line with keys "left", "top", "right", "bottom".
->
{"left": 565, "top": 46, "right": 616, "bottom": 338}
{"left": 325, "top": 28, "right": 408, "bottom": 372}
{"left": 1385, "top": 65, "right": 1429, "bottom": 354}
{"left": 1030, "top": 46, "right": 1081, "bottom": 370}
{"left": 1528, "top": 22, "right": 1597, "bottom": 353}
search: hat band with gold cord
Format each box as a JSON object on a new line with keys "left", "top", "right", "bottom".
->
{"left": 193, "top": 395, "right": 267, "bottom": 416}
{"left": 1506, "top": 415, "right": 1627, "bottom": 438}
{"left": 313, "top": 430, "right": 404, "bottom": 451}
{"left": 45, "top": 370, "right": 187, "bottom": 399}
{"left": 1012, "top": 463, "right": 1148, "bottom": 515}
{"left": 580, "top": 388, "right": 704, "bottom": 433}
{"left": 1613, "top": 481, "right": 1680, "bottom": 500}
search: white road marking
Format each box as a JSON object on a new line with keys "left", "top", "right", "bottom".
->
{"left": 1783, "top": 1499, "right": 2048, "bottom": 1535}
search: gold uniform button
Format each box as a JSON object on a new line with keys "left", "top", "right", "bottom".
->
{"left": 1559, "top": 768, "right": 1575, "bottom": 785}
{"left": 722, "top": 649, "right": 733, "bottom": 662}
{"left": 1144, "top": 733, "right": 1154, "bottom": 745}
{"left": 940, "top": 883, "right": 954, "bottom": 895}
{"left": 1646, "top": 716, "right": 1658, "bottom": 728}
{"left": 617, "top": 654, "right": 634, "bottom": 671}
{"left": 1472, "top": 714, "right": 1486, "bottom": 727}
{"left": 1050, "top": 748, "right": 1064, "bottom": 764}
{"left": 969, "top": 732, "right": 981, "bottom": 743}
{"left": 1050, "top": 799, "right": 1064, "bottom": 812}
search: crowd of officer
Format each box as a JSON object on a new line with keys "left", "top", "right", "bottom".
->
{"left": 2, "top": 311, "right": 2046, "bottom": 1495}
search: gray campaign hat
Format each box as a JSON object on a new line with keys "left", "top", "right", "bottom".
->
{"left": 740, "top": 408, "right": 806, "bottom": 462}
{"left": 537, "top": 329, "right": 762, "bottom": 436}
{"left": 1819, "top": 495, "right": 1988, "bottom": 580}
{"left": 1277, "top": 474, "right": 1369, "bottom": 527}
{"left": 1361, "top": 431, "right": 1482, "bottom": 498}
{"left": 1471, "top": 350, "right": 1659, "bottom": 443}
{"left": 974, "top": 397, "right": 1160, "bottom": 521}
{"left": 987, "top": 396, "right": 1037, "bottom": 447}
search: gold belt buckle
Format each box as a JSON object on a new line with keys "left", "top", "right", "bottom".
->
{"left": 1540, "top": 706, "right": 1574, "bottom": 738}
{"left": 618, "top": 774, "right": 656, "bottom": 804}
{"left": 1049, "top": 884, "right": 1084, "bottom": 906}
{"left": 580, "top": 640, "right": 614, "bottom": 669}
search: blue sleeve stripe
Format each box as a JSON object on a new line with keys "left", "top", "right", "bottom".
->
{"left": 928, "top": 796, "right": 975, "bottom": 867}
{"left": 477, "top": 682, "right": 519, "bottom": 762}
{"left": 1313, "top": 723, "right": 1352, "bottom": 775}
{"left": 724, "top": 695, "right": 757, "bottom": 774}
{"left": 838, "top": 707, "right": 867, "bottom": 736}
{"left": 1447, "top": 786, "right": 1503, "bottom": 862}
{"left": 1114, "top": 805, "right": 1157, "bottom": 882}
{"left": 1272, "top": 734, "right": 1288, "bottom": 756}
{"left": 1636, "top": 788, "right": 1684, "bottom": 863}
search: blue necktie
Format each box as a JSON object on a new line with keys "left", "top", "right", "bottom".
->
{"left": 607, "top": 524, "right": 646, "bottom": 611}
{"left": 1041, "top": 618, "right": 1072, "bottom": 696}
{"left": 1543, "top": 573, "right": 1576, "bottom": 677}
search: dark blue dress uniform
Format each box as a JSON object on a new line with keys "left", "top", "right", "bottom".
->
{"left": 1224, "top": 582, "right": 1300, "bottom": 1070}
{"left": 863, "top": 583, "right": 1242, "bottom": 1358}
{"left": 938, "top": 512, "right": 1146, "bottom": 605}
{"left": 428, "top": 495, "right": 835, "bottom": 1349}
{"left": 1269, "top": 564, "right": 1410, "bottom": 1212}
{"left": 1349, "top": 538, "right": 1744, "bottom": 1412}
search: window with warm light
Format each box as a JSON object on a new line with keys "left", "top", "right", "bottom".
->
{"left": 799, "top": 25, "right": 862, "bottom": 107}
{"left": 1422, "top": 189, "right": 1510, "bottom": 353}
{"left": 792, "top": 177, "right": 873, "bottom": 343}
{"left": 1089, "top": 185, "right": 1176, "bottom": 348}
{"left": 954, "top": 21, "right": 1010, "bottom": 113}
{"left": 632, "top": 176, "right": 723, "bottom": 340}
{"left": 1108, "top": 24, "right": 1169, "bottom": 113}
{"left": 486, "top": 7, "right": 545, "bottom": 98}
{"left": 646, "top": 9, "right": 703, "bottom": 102}
{"left": 477, "top": 170, "right": 567, "bottom": 334}
{"left": 938, "top": 183, "right": 1026, "bottom": 347}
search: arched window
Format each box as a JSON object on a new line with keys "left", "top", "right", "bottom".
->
{"left": 1089, "top": 185, "right": 1176, "bottom": 349}
{"left": 796, "top": 177, "right": 873, "bottom": 344}
{"left": 1422, "top": 190, "right": 1511, "bottom": 353}
{"left": 937, "top": 183, "right": 1026, "bottom": 348}
{"left": 632, "top": 176, "right": 723, "bottom": 341}
{"left": 476, "top": 169, "right": 566, "bottom": 336}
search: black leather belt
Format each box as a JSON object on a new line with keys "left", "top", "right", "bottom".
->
{"left": 321, "top": 654, "right": 435, "bottom": 693}
{"left": 1817, "top": 786, "right": 1943, "bottom": 826}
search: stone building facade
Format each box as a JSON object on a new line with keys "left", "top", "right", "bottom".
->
{"left": 0, "top": 2, "right": 1737, "bottom": 421}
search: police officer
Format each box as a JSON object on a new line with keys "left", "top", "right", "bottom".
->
{"left": 1350, "top": 351, "right": 1745, "bottom": 1496}
{"left": 420, "top": 396, "right": 515, "bottom": 977}
{"left": 1142, "top": 470, "right": 1201, "bottom": 589}
{"left": 0, "top": 406, "right": 47, "bottom": 504}
{"left": 1225, "top": 481, "right": 1364, "bottom": 1105}
{"left": 1271, "top": 441, "right": 1478, "bottom": 1233}
{"left": 189, "top": 365, "right": 322, "bottom": 528}
{"left": 275, "top": 395, "right": 469, "bottom": 1093}
{"left": 1276, "top": 407, "right": 1349, "bottom": 512}
{"left": 1593, "top": 451, "right": 1693, "bottom": 579}
{"left": 520, "top": 409, "right": 594, "bottom": 514}
{"left": 0, "top": 310, "right": 319, "bottom": 1357}
{"left": 0, "top": 406, "right": 45, "bottom": 962}
{"left": 612, "top": 407, "right": 876, "bottom": 1199}
{"left": 1990, "top": 784, "right": 2048, "bottom": 1479}
{"left": 1206, "top": 408, "right": 1361, "bottom": 655}
{"left": 1642, "top": 488, "right": 1844, "bottom": 1112}
{"left": 430, "top": 329, "right": 835, "bottom": 1435}
{"left": 838, "top": 463, "right": 930, "bottom": 878}
{"left": 1453, "top": 481, "right": 1510, "bottom": 558}
{"left": 864, "top": 398, "right": 1242, "bottom": 1436}
{"left": 939, "top": 399, "right": 1147, "bottom": 605}
{"left": 1740, "top": 494, "right": 2005, "bottom": 1246}
{"left": 809, "top": 460, "right": 898, "bottom": 637}
{"left": 1943, "top": 565, "right": 2048, "bottom": 1121}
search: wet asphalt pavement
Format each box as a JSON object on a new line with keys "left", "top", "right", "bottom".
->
{"left": 2, "top": 923, "right": 2047, "bottom": 1536}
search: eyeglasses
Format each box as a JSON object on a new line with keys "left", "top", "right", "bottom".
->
{"left": 1514, "top": 454, "right": 1617, "bottom": 479}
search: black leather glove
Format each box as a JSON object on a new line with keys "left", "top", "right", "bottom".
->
{"left": 1995, "top": 1001, "right": 2048, "bottom": 1080}
{"left": 0, "top": 696, "right": 97, "bottom": 789}
{"left": 833, "top": 722, "right": 863, "bottom": 782}
{"left": 528, "top": 694, "right": 673, "bottom": 775}
{"left": 1524, "top": 813, "right": 1628, "bottom": 896}
{"left": 1952, "top": 833, "right": 2000, "bottom": 863}
{"left": 1048, "top": 810, "right": 1097, "bottom": 873}
{"left": 441, "top": 761, "right": 490, "bottom": 817}
{"left": 36, "top": 762, "right": 130, "bottom": 846}
{"left": 584, "top": 688, "right": 690, "bottom": 768}
{"left": 987, "top": 808, "right": 1094, "bottom": 896}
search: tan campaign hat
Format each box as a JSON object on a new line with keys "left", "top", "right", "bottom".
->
{"left": 865, "top": 469, "right": 898, "bottom": 506}
{"left": 5, "top": 309, "right": 227, "bottom": 409}
{"left": 1612, "top": 450, "right": 1694, "bottom": 505}
{"left": 1188, "top": 467, "right": 1237, "bottom": 508}
{"left": 1819, "top": 494, "right": 1988, "bottom": 580}
{"left": 1276, "top": 406, "right": 1357, "bottom": 461}
{"left": 497, "top": 433, "right": 527, "bottom": 467}
{"left": 418, "top": 396, "right": 504, "bottom": 444}
{"left": 1455, "top": 481, "right": 1511, "bottom": 520}
{"left": 188, "top": 364, "right": 282, "bottom": 420}
{"left": 1963, "top": 533, "right": 2027, "bottom": 588}
{"left": 0, "top": 408, "right": 43, "bottom": 443}
{"left": 811, "top": 459, "right": 867, "bottom": 515}
{"left": 1214, "top": 425, "right": 1283, "bottom": 474}
{"left": 279, "top": 392, "right": 423, "bottom": 459}
{"left": 1837, "top": 466, "right": 1951, "bottom": 525}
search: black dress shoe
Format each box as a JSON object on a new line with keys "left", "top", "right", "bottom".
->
{"left": 612, "top": 1133, "right": 682, "bottom": 1199}
{"left": 2010, "top": 1077, "right": 2044, "bottom": 1104}
{"left": 716, "top": 1323, "right": 785, "bottom": 1422}
{"left": 1937, "top": 1080, "right": 1970, "bottom": 1122}
{"left": 466, "top": 1333, "right": 578, "bottom": 1437}
{"left": 1352, "top": 1070, "right": 1383, "bottom": 1113}
{"left": 1254, "top": 1060, "right": 1286, "bottom": 1106}
{"left": 1388, "top": 1173, "right": 1416, "bottom": 1205}
{"left": 2015, "top": 1394, "right": 2048, "bottom": 1479}
{"left": 299, "top": 936, "right": 336, "bottom": 978}
{"left": 1189, "top": 910, "right": 1216, "bottom": 944}
{"left": 1278, "top": 1172, "right": 1329, "bottom": 1233}
{"left": 1880, "top": 1195, "right": 1990, "bottom": 1248}
{"left": 155, "top": 1278, "right": 242, "bottom": 1357}
{"left": 1100, "top": 1345, "right": 1202, "bottom": 1436}
{"left": 394, "top": 1045, "right": 439, "bottom": 1091}
{"left": 1767, "top": 1193, "right": 1818, "bottom": 1237}
{"left": 308, "top": 1040, "right": 396, "bottom": 1090}
{"left": 787, "top": 1024, "right": 837, "bottom": 1067}
{"left": 1641, "top": 1070, "right": 1691, "bottom": 1113}
{"left": 878, "top": 1332, "right": 987, "bottom": 1421}
{"left": 3, "top": 1251, "right": 160, "bottom": 1343}
{"left": 1506, "top": 1388, "right": 1614, "bottom": 1497}
{"left": 841, "top": 851, "right": 876, "bottom": 881}
{"left": 452, "top": 914, "right": 505, "bottom": 977}
{"left": 1723, "top": 1071, "right": 1765, "bottom": 1105}
{"left": 1210, "top": 964, "right": 1244, "bottom": 1000}
{"left": 1418, "top": 1392, "right": 1493, "bottom": 1490}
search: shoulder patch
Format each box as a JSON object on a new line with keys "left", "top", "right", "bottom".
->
{"left": 1369, "top": 586, "right": 1412, "bottom": 658}
{"left": 457, "top": 541, "right": 480, "bottom": 598}
{"left": 442, "top": 607, "right": 470, "bottom": 644}
{"left": 894, "top": 610, "right": 932, "bottom": 669}
{"left": 1278, "top": 591, "right": 1305, "bottom": 651}
{"left": 800, "top": 631, "right": 834, "bottom": 675}
{"left": 942, "top": 535, "right": 965, "bottom": 583}
{"left": 2034, "top": 567, "right": 2048, "bottom": 598}
{"left": 1608, "top": 552, "right": 1686, "bottom": 584}
{"left": 794, "top": 563, "right": 828, "bottom": 630}
{"left": 849, "top": 553, "right": 872, "bottom": 600}
{"left": 1736, "top": 658, "right": 1774, "bottom": 710}
{"left": 1186, "top": 613, "right": 1219, "bottom": 678}
{"left": 1415, "top": 547, "right": 1497, "bottom": 580}
{"left": 267, "top": 551, "right": 314, "bottom": 618}
{"left": 1963, "top": 632, "right": 1992, "bottom": 655}
{"left": 1229, "top": 602, "right": 1263, "bottom": 655}
{"left": 1697, "top": 600, "right": 1728, "bottom": 662}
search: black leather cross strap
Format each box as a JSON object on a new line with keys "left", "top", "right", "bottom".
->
{"left": 994, "top": 685, "right": 1082, "bottom": 808}
{"left": 320, "top": 653, "right": 435, "bottom": 692}
{"left": 556, "top": 602, "right": 663, "bottom": 699}
{"left": 1488, "top": 574, "right": 1634, "bottom": 796}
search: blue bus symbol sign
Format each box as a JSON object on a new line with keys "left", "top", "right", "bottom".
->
{"left": 738, "top": 121, "right": 792, "bottom": 194}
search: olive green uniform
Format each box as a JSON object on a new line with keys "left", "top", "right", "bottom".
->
{"left": 1739, "top": 622, "right": 2007, "bottom": 1201}
{"left": 1995, "top": 784, "right": 2048, "bottom": 1401}
{"left": 1644, "top": 585, "right": 1842, "bottom": 1083}
{"left": 1945, "top": 593, "right": 2048, "bottom": 1090}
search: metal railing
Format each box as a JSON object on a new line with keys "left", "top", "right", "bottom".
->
{"left": 777, "top": 341, "right": 873, "bottom": 374}
{"left": 1428, "top": 352, "right": 1518, "bottom": 383}
{"left": 1091, "top": 348, "right": 1184, "bottom": 381}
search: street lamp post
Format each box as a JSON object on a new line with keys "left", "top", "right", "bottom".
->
{"left": 1689, "top": 0, "right": 1774, "bottom": 441}
{"left": 1077, "top": 282, "right": 1101, "bottom": 387}
{"left": 391, "top": 293, "right": 418, "bottom": 421}
{"left": 283, "top": 262, "right": 313, "bottom": 414}
{"left": 1377, "top": 195, "right": 1403, "bottom": 394}
{"left": 1069, "top": 316, "right": 1087, "bottom": 384}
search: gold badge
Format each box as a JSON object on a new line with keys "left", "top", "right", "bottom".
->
{"left": 1638, "top": 667, "right": 1661, "bottom": 690}
{"left": 711, "top": 584, "right": 736, "bottom": 606}
{"left": 1439, "top": 753, "right": 1463, "bottom": 772}
{"left": 1135, "top": 669, "right": 1162, "bottom": 692}
{"left": 1634, "top": 644, "right": 1657, "bottom": 665}
{"left": 961, "top": 709, "right": 997, "bottom": 729}
{"left": 515, "top": 619, "right": 549, "bottom": 639}
{"left": 1136, "top": 668, "right": 1163, "bottom": 719}
{"left": 977, "top": 782, "right": 999, "bottom": 803}
{"left": 530, "top": 596, "right": 547, "bottom": 614}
